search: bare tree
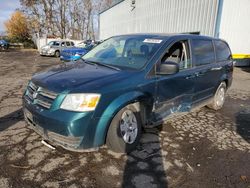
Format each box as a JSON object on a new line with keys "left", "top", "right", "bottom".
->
{"left": 20, "top": 0, "right": 113, "bottom": 40}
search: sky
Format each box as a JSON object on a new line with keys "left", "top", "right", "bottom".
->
{"left": 0, "top": 0, "right": 21, "bottom": 33}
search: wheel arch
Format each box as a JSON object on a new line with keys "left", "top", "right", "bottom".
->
{"left": 223, "top": 79, "right": 228, "bottom": 88}
{"left": 217, "top": 73, "right": 229, "bottom": 91}
{"left": 92, "top": 91, "right": 153, "bottom": 147}
{"left": 55, "top": 50, "right": 60, "bottom": 57}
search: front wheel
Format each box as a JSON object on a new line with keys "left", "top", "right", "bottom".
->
{"left": 106, "top": 104, "right": 142, "bottom": 153}
{"left": 207, "top": 82, "right": 227, "bottom": 110}
{"left": 55, "top": 51, "right": 60, "bottom": 58}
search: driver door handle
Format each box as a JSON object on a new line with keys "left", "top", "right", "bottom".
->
{"left": 185, "top": 75, "right": 196, "bottom": 79}
{"left": 195, "top": 72, "right": 205, "bottom": 77}
{"left": 211, "top": 67, "right": 222, "bottom": 71}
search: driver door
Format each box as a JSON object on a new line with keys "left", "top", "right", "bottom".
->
{"left": 153, "top": 39, "right": 196, "bottom": 122}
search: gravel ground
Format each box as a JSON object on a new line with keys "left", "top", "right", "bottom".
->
{"left": 0, "top": 50, "right": 249, "bottom": 188}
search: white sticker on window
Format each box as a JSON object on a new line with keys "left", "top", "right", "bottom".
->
{"left": 143, "top": 39, "right": 162, "bottom": 44}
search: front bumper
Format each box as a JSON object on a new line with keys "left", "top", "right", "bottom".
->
{"left": 23, "top": 99, "right": 101, "bottom": 151}
{"left": 40, "top": 50, "right": 55, "bottom": 56}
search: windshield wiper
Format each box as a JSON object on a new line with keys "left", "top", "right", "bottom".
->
{"left": 81, "top": 58, "right": 120, "bottom": 71}
{"left": 95, "top": 61, "right": 121, "bottom": 71}
{"left": 80, "top": 58, "right": 95, "bottom": 66}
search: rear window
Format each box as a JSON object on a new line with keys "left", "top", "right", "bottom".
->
{"left": 192, "top": 39, "right": 215, "bottom": 66}
{"left": 214, "top": 40, "right": 231, "bottom": 61}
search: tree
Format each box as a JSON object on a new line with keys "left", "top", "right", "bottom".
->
{"left": 4, "top": 11, "right": 30, "bottom": 41}
{"left": 20, "top": 0, "right": 113, "bottom": 40}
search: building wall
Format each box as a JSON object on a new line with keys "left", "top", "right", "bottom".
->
{"left": 219, "top": 0, "right": 250, "bottom": 54}
{"left": 99, "top": 0, "right": 219, "bottom": 40}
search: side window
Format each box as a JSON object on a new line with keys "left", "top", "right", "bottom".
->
{"left": 214, "top": 40, "right": 231, "bottom": 61}
{"left": 71, "top": 42, "right": 75, "bottom": 46}
{"left": 161, "top": 40, "right": 192, "bottom": 70}
{"left": 66, "top": 41, "right": 71, "bottom": 46}
{"left": 61, "top": 42, "right": 65, "bottom": 47}
{"left": 192, "top": 39, "right": 215, "bottom": 66}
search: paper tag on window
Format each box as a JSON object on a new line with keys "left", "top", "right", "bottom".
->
{"left": 143, "top": 39, "right": 162, "bottom": 44}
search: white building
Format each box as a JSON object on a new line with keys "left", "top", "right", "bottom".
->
{"left": 99, "top": 0, "right": 250, "bottom": 64}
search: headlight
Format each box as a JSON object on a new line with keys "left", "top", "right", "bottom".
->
{"left": 74, "top": 53, "right": 81, "bottom": 56}
{"left": 60, "top": 94, "right": 101, "bottom": 112}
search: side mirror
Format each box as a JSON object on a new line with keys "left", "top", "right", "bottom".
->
{"left": 156, "top": 61, "right": 179, "bottom": 75}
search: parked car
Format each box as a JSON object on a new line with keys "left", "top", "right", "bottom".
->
{"left": 23, "top": 34, "right": 233, "bottom": 153}
{"left": 75, "top": 41, "right": 87, "bottom": 48}
{"left": 40, "top": 40, "right": 75, "bottom": 57}
{"left": 60, "top": 44, "right": 95, "bottom": 61}
{"left": 0, "top": 40, "right": 9, "bottom": 50}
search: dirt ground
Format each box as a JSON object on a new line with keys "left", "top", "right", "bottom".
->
{"left": 0, "top": 50, "right": 249, "bottom": 188}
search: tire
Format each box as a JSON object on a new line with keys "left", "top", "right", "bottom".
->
{"left": 55, "top": 51, "right": 60, "bottom": 58}
{"left": 207, "top": 82, "right": 227, "bottom": 110}
{"left": 106, "top": 104, "right": 142, "bottom": 153}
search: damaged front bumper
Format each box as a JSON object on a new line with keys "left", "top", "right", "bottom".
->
{"left": 25, "top": 115, "right": 82, "bottom": 151}
{"left": 23, "top": 101, "right": 100, "bottom": 152}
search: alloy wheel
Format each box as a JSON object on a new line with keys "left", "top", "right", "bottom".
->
{"left": 119, "top": 110, "right": 138, "bottom": 144}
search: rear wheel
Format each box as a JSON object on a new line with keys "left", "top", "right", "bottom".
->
{"left": 55, "top": 51, "right": 60, "bottom": 58}
{"left": 207, "top": 82, "right": 226, "bottom": 110}
{"left": 106, "top": 104, "right": 142, "bottom": 153}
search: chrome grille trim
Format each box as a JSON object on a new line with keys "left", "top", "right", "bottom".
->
{"left": 25, "top": 82, "right": 58, "bottom": 109}
{"left": 24, "top": 95, "right": 32, "bottom": 103}
{"left": 29, "top": 82, "right": 38, "bottom": 91}
{"left": 27, "top": 90, "right": 33, "bottom": 101}
{"left": 39, "top": 88, "right": 57, "bottom": 99}
{"left": 36, "top": 99, "right": 51, "bottom": 109}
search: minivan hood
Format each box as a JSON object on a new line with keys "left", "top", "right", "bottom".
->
{"left": 32, "top": 61, "right": 131, "bottom": 93}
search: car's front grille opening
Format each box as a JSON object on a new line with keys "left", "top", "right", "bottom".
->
{"left": 25, "top": 82, "right": 58, "bottom": 109}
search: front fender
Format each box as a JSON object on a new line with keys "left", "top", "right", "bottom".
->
{"left": 92, "top": 91, "right": 146, "bottom": 147}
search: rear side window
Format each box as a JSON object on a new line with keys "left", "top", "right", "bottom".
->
{"left": 214, "top": 40, "right": 231, "bottom": 61}
{"left": 192, "top": 39, "right": 215, "bottom": 66}
{"left": 66, "top": 41, "right": 71, "bottom": 46}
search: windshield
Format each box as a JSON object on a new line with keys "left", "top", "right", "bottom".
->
{"left": 48, "top": 41, "right": 60, "bottom": 46}
{"left": 82, "top": 36, "right": 164, "bottom": 70}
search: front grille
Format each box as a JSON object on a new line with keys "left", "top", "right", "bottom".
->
{"left": 25, "top": 82, "right": 58, "bottom": 109}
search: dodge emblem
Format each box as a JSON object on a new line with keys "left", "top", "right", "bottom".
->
{"left": 33, "top": 92, "right": 38, "bottom": 99}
